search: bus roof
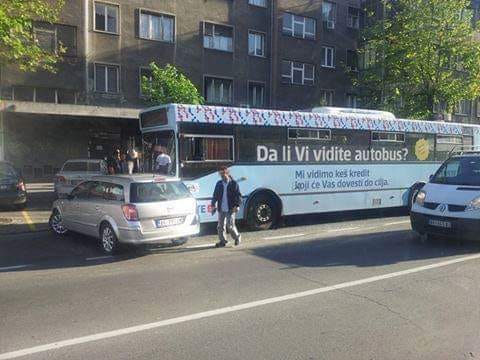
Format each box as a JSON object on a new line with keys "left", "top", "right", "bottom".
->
{"left": 141, "top": 104, "right": 479, "bottom": 136}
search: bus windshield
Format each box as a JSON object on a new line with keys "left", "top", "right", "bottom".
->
{"left": 431, "top": 156, "right": 480, "bottom": 186}
{"left": 142, "top": 130, "right": 177, "bottom": 176}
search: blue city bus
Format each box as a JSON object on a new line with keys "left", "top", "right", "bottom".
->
{"left": 139, "top": 104, "right": 480, "bottom": 230}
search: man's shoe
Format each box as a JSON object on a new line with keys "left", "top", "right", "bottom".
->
{"left": 215, "top": 242, "right": 227, "bottom": 248}
{"left": 235, "top": 236, "right": 242, "bottom": 246}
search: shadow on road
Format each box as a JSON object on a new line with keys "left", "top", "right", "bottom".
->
{"left": 249, "top": 229, "right": 480, "bottom": 269}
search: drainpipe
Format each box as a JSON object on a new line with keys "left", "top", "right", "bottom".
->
{"left": 84, "top": 0, "right": 89, "bottom": 103}
{"left": 269, "top": 0, "right": 276, "bottom": 109}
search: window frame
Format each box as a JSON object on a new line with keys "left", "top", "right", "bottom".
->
{"left": 346, "top": 49, "right": 358, "bottom": 72}
{"left": 281, "top": 60, "right": 315, "bottom": 86}
{"left": 288, "top": 128, "right": 332, "bottom": 141}
{"left": 247, "top": 81, "right": 266, "bottom": 108}
{"left": 138, "top": 66, "right": 153, "bottom": 97}
{"left": 138, "top": 8, "right": 175, "bottom": 43}
{"left": 320, "top": 89, "right": 334, "bottom": 106}
{"left": 203, "top": 75, "right": 234, "bottom": 105}
{"left": 248, "top": 0, "right": 267, "bottom": 8}
{"left": 181, "top": 134, "right": 235, "bottom": 163}
{"left": 347, "top": 6, "right": 361, "bottom": 29}
{"left": 203, "top": 21, "right": 234, "bottom": 53}
{"left": 322, "top": 1, "right": 337, "bottom": 26}
{"left": 93, "top": 1, "right": 120, "bottom": 35}
{"left": 33, "top": 25, "right": 57, "bottom": 54}
{"left": 347, "top": 94, "right": 358, "bottom": 108}
{"left": 455, "top": 99, "right": 471, "bottom": 116}
{"left": 282, "top": 12, "right": 316, "bottom": 40}
{"left": 321, "top": 46, "right": 335, "bottom": 68}
{"left": 248, "top": 30, "right": 266, "bottom": 57}
{"left": 371, "top": 131, "right": 406, "bottom": 143}
{"left": 94, "top": 62, "right": 120, "bottom": 94}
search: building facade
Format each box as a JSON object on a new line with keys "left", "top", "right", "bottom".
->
{"left": 5, "top": 0, "right": 471, "bottom": 179}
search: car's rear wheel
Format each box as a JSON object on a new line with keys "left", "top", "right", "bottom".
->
{"left": 49, "top": 209, "right": 68, "bottom": 236}
{"left": 100, "top": 223, "right": 120, "bottom": 255}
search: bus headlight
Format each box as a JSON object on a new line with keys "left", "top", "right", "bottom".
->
{"left": 466, "top": 197, "right": 480, "bottom": 211}
{"left": 415, "top": 190, "right": 427, "bottom": 207}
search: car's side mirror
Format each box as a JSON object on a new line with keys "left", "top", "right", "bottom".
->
{"left": 429, "top": 174, "right": 434, "bottom": 182}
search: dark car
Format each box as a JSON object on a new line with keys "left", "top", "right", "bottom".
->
{"left": 0, "top": 162, "right": 27, "bottom": 209}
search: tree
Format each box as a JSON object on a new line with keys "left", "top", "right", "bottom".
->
{"left": 356, "top": 0, "right": 480, "bottom": 119}
{"left": 141, "top": 63, "right": 204, "bottom": 105}
{"left": 0, "top": 0, "right": 65, "bottom": 72}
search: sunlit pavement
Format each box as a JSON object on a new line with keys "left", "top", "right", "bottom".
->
{"left": 2, "top": 209, "right": 480, "bottom": 360}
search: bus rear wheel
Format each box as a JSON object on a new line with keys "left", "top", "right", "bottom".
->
{"left": 247, "top": 194, "right": 279, "bottom": 231}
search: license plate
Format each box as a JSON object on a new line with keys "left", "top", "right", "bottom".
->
{"left": 428, "top": 219, "right": 452, "bottom": 229}
{"left": 155, "top": 217, "right": 184, "bottom": 228}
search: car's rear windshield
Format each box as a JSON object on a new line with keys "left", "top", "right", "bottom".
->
{"left": 432, "top": 156, "right": 480, "bottom": 186}
{"left": 0, "top": 163, "right": 17, "bottom": 177}
{"left": 62, "top": 162, "right": 101, "bottom": 172}
{"left": 130, "top": 181, "right": 192, "bottom": 203}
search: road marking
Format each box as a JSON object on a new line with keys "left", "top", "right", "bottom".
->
{"left": 263, "top": 233, "right": 307, "bottom": 240}
{"left": 383, "top": 220, "right": 410, "bottom": 227}
{"left": 2, "top": 253, "right": 480, "bottom": 360}
{"left": 21, "top": 211, "right": 36, "bottom": 232}
{"left": 184, "top": 243, "right": 217, "bottom": 249}
{"left": 85, "top": 256, "right": 114, "bottom": 261}
{"left": 326, "top": 227, "right": 359, "bottom": 233}
{"left": 0, "top": 264, "right": 30, "bottom": 271}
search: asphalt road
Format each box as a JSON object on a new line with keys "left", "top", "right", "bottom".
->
{"left": 2, "top": 213, "right": 480, "bottom": 360}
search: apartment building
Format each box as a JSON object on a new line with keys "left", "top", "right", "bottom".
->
{"left": 0, "top": 0, "right": 363, "bottom": 178}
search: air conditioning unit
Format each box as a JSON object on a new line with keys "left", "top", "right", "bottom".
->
{"left": 325, "top": 20, "right": 335, "bottom": 29}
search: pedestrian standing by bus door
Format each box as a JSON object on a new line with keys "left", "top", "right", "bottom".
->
{"left": 211, "top": 166, "right": 242, "bottom": 247}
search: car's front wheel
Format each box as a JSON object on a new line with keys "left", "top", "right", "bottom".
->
{"left": 100, "top": 223, "right": 120, "bottom": 255}
{"left": 49, "top": 209, "right": 69, "bottom": 236}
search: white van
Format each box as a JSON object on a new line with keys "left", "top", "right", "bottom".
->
{"left": 410, "top": 151, "right": 480, "bottom": 240}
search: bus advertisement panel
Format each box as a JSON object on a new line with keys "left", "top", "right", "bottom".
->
{"left": 139, "top": 104, "right": 480, "bottom": 230}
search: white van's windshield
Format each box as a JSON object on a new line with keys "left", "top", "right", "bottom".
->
{"left": 431, "top": 156, "right": 480, "bottom": 186}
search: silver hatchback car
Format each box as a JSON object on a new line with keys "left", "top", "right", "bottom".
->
{"left": 49, "top": 174, "right": 199, "bottom": 254}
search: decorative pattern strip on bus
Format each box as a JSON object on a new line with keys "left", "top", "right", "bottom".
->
{"left": 175, "top": 104, "right": 477, "bottom": 135}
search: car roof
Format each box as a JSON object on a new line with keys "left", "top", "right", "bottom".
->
{"left": 91, "top": 174, "right": 181, "bottom": 185}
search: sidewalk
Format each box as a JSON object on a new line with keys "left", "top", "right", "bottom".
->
{"left": 0, "top": 183, "right": 54, "bottom": 234}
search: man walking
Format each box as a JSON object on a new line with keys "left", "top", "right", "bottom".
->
{"left": 211, "top": 166, "right": 242, "bottom": 247}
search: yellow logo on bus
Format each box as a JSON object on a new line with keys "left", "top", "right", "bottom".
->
{"left": 415, "top": 139, "right": 430, "bottom": 161}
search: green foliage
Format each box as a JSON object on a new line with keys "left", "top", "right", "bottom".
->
{"left": 0, "top": 0, "right": 65, "bottom": 72}
{"left": 356, "top": 0, "right": 480, "bottom": 119}
{"left": 141, "top": 63, "right": 204, "bottom": 105}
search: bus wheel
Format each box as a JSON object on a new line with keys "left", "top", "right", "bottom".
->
{"left": 247, "top": 194, "right": 279, "bottom": 231}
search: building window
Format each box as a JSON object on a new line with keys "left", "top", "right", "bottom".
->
{"left": 321, "top": 46, "right": 335, "bottom": 68}
{"left": 455, "top": 100, "right": 471, "bottom": 116}
{"left": 139, "top": 10, "right": 174, "bottom": 42}
{"left": 249, "top": 0, "right": 267, "bottom": 7}
{"left": 33, "top": 23, "right": 77, "bottom": 56}
{"left": 205, "top": 77, "right": 233, "bottom": 104}
{"left": 347, "top": 7, "right": 361, "bottom": 29}
{"left": 347, "top": 94, "right": 358, "bottom": 108}
{"left": 359, "top": 43, "right": 376, "bottom": 69}
{"left": 346, "top": 50, "right": 358, "bottom": 71}
{"left": 282, "top": 13, "right": 315, "bottom": 40}
{"left": 95, "top": 63, "right": 119, "bottom": 93}
{"left": 248, "top": 82, "right": 265, "bottom": 108}
{"left": 433, "top": 100, "right": 447, "bottom": 114}
{"left": 289, "top": 128, "right": 331, "bottom": 140}
{"left": 139, "top": 67, "right": 153, "bottom": 96}
{"left": 203, "top": 22, "right": 233, "bottom": 52}
{"left": 322, "top": 1, "right": 336, "bottom": 29}
{"left": 320, "top": 90, "right": 334, "bottom": 106}
{"left": 248, "top": 31, "right": 265, "bottom": 57}
{"left": 281, "top": 60, "right": 314, "bottom": 86}
{"left": 34, "top": 27, "right": 56, "bottom": 53}
{"left": 94, "top": 2, "right": 119, "bottom": 34}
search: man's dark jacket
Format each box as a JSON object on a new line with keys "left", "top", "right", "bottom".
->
{"left": 211, "top": 178, "right": 242, "bottom": 212}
